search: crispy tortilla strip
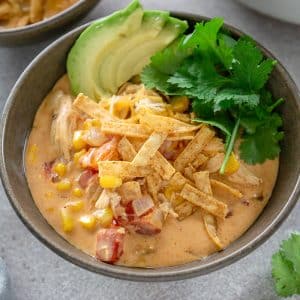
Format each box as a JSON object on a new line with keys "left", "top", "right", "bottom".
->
{"left": 193, "top": 171, "right": 212, "bottom": 195}
{"left": 151, "top": 152, "right": 175, "bottom": 180}
{"left": 203, "top": 138, "right": 225, "bottom": 157}
{"left": 163, "top": 172, "right": 197, "bottom": 219}
{"left": 174, "top": 126, "right": 215, "bottom": 172}
{"left": 98, "top": 161, "right": 151, "bottom": 179}
{"left": 191, "top": 153, "right": 209, "bottom": 169}
{"left": 146, "top": 173, "right": 162, "bottom": 203}
{"left": 210, "top": 179, "right": 243, "bottom": 199}
{"left": 205, "top": 153, "right": 225, "bottom": 173}
{"left": 228, "top": 164, "right": 262, "bottom": 186}
{"left": 30, "top": 0, "right": 44, "bottom": 23}
{"left": 184, "top": 164, "right": 196, "bottom": 181}
{"left": 181, "top": 184, "right": 228, "bottom": 219}
{"left": 101, "top": 121, "right": 152, "bottom": 138}
{"left": 139, "top": 112, "right": 200, "bottom": 134}
{"left": 117, "top": 137, "right": 137, "bottom": 161}
{"left": 193, "top": 171, "right": 223, "bottom": 249}
{"left": 132, "top": 132, "right": 167, "bottom": 166}
{"left": 203, "top": 213, "right": 223, "bottom": 250}
{"left": 174, "top": 201, "right": 197, "bottom": 221}
{"left": 167, "top": 135, "right": 194, "bottom": 141}
{"left": 73, "top": 93, "right": 115, "bottom": 121}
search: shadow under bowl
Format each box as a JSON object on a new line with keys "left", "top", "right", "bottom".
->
{"left": 0, "top": 0, "right": 100, "bottom": 46}
{"left": 1, "top": 13, "right": 300, "bottom": 281}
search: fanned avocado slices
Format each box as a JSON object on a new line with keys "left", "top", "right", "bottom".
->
{"left": 67, "top": 0, "right": 188, "bottom": 101}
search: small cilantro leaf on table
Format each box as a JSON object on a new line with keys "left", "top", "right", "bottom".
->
{"left": 272, "top": 233, "right": 300, "bottom": 297}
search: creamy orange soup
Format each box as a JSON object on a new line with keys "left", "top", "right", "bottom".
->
{"left": 25, "top": 75, "right": 278, "bottom": 267}
{"left": 0, "top": 0, "right": 78, "bottom": 29}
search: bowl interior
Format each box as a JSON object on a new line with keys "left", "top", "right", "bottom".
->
{"left": 1, "top": 14, "right": 300, "bottom": 281}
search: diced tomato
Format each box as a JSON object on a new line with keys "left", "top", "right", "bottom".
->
{"left": 96, "top": 227, "right": 125, "bottom": 263}
{"left": 79, "top": 137, "right": 120, "bottom": 170}
{"left": 78, "top": 169, "right": 96, "bottom": 188}
{"left": 131, "top": 208, "right": 164, "bottom": 236}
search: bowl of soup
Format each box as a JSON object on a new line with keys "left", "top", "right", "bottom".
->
{"left": 1, "top": 1, "right": 300, "bottom": 281}
{"left": 0, "top": 0, "right": 100, "bottom": 46}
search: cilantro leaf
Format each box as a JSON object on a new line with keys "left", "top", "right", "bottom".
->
{"left": 183, "top": 17, "right": 224, "bottom": 55}
{"left": 239, "top": 113, "right": 283, "bottom": 164}
{"left": 272, "top": 252, "right": 300, "bottom": 297}
{"left": 141, "top": 66, "right": 176, "bottom": 95}
{"left": 272, "top": 233, "right": 300, "bottom": 297}
{"left": 281, "top": 233, "right": 300, "bottom": 274}
{"left": 193, "top": 114, "right": 234, "bottom": 136}
{"left": 213, "top": 88, "right": 260, "bottom": 112}
{"left": 168, "top": 56, "right": 227, "bottom": 100}
{"left": 141, "top": 17, "right": 283, "bottom": 167}
{"left": 232, "top": 39, "right": 276, "bottom": 91}
{"left": 150, "top": 37, "right": 190, "bottom": 75}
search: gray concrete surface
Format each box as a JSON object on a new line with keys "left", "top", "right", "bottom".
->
{"left": 0, "top": 0, "right": 299, "bottom": 299}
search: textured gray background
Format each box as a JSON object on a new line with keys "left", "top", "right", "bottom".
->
{"left": 0, "top": 0, "right": 300, "bottom": 299}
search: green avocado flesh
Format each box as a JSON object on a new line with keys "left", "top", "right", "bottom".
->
{"left": 66, "top": 0, "right": 188, "bottom": 101}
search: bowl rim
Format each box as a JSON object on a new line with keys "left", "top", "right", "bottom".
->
{"left": 1, "top": 12, "right": 300, "bottom": 282}
{"left": 0, "top": 0, "right": 99, "bottom": 35}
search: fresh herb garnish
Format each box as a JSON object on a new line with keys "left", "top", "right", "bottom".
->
{"left": 272, "top": 233, "right": 300, "bottom": 297}
{"left": 141, "top": 17, "right": 284, "bottom": 171}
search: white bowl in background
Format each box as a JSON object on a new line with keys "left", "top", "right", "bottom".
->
{"left": 237, "top": 0, "right": 300, "bottom": 24}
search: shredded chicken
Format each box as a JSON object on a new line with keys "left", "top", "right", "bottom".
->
{"left": 49, "top": 90, "right": 80, "bottom": 160}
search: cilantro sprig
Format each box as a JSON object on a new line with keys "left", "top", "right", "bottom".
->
{"left": 141, "top": 17, "right": 284, "bottom": 170}
{"left": 272, "top": 233, "right": 300, "bottom": 297}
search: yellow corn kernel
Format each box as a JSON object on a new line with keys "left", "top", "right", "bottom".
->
{"left": 224, "top": 153, "right": 240, "bottom": 175}
{"left": 93, "top": 208, "right": 113, "bottom": 228}
{"left": 61, "top": 207, "right": 74, "bottom": 233}
{"left": 27, "top": 144, "right": 38, "bottom": 163}
{"left": 54, "top": 163, "right": 67, "bottom": 177}
{"left": 73, "top": 149, "right": 87, "bottom": 165}
{"left": 72, "top": 188, "right": 83, "bottom": 198}
{"left": 56, "top": 179, "right": 72, "bottom": 192}
{"left": 99, "top": 175, "right": 122, "bottom": 189}
{"left": 171, "top": 96, "right": 190, "bottom": 113}
{"left": 79, "top": 215, "right": 96, "bottom": 230}
{"left": 64, "top": 200, "right": 84, "bottom": 212}
{"left": 73, "top": 130, "right": 87, "bottom": 151}
{"left": 83, "top": 119, "right": 101, "bottom": 130}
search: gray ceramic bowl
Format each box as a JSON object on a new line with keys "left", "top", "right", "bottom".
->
{"left": 0, "top": 0, "right": 100, "bottom": 46}
{"left": 1, "top": 13, "right": 300, "bottom": 282}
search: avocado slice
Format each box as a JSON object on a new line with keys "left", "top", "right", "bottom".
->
{"left": 67, "top": 0, "right": 188, "bottom": 101}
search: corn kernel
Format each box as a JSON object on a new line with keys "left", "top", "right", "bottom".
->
{"left": 73, "top": 130, "right": 87, "bottom": 151}
{"left": 56, "top": 179, "right": 72, "bottom": 191}
{"left": 93, "top": 208, "right": 113, "bottom": 228}
{"left": 224, "top": 153, "right": 240, "bottom": 175}
{"left": 28, "top": 144, "right": 38, "bottom": 163}
{"left": 72, "top": 188, "right": 83, "bottom": 198}
{"left": 99, "top": 175, "right": 122, "bottom": 189}
{"left": 171, "top": 96, "right": 190, "bottom": 113}
{"left": 79, "top": 215, "right": 96, "bottom": 230}
{"left": 73, "top": 149, "right": 87, "bottom": 165}
{"left": 64, "top": 200, "right": 84, "bottom": 212}
{"left": 61, "top": 207, "right": 74, "bottom": 233}
{"left": 54, "top": 163, "right": 67, "bottom": 177}
{"left": 83, "top": 119, "right": 101, "bottom": 130}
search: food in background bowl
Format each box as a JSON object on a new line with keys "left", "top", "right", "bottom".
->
{"left": 25, "top": 0, "right": 284, "bottom": 267}
{"left": 0, "top": 0, "right": 79, "bottom": 29}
